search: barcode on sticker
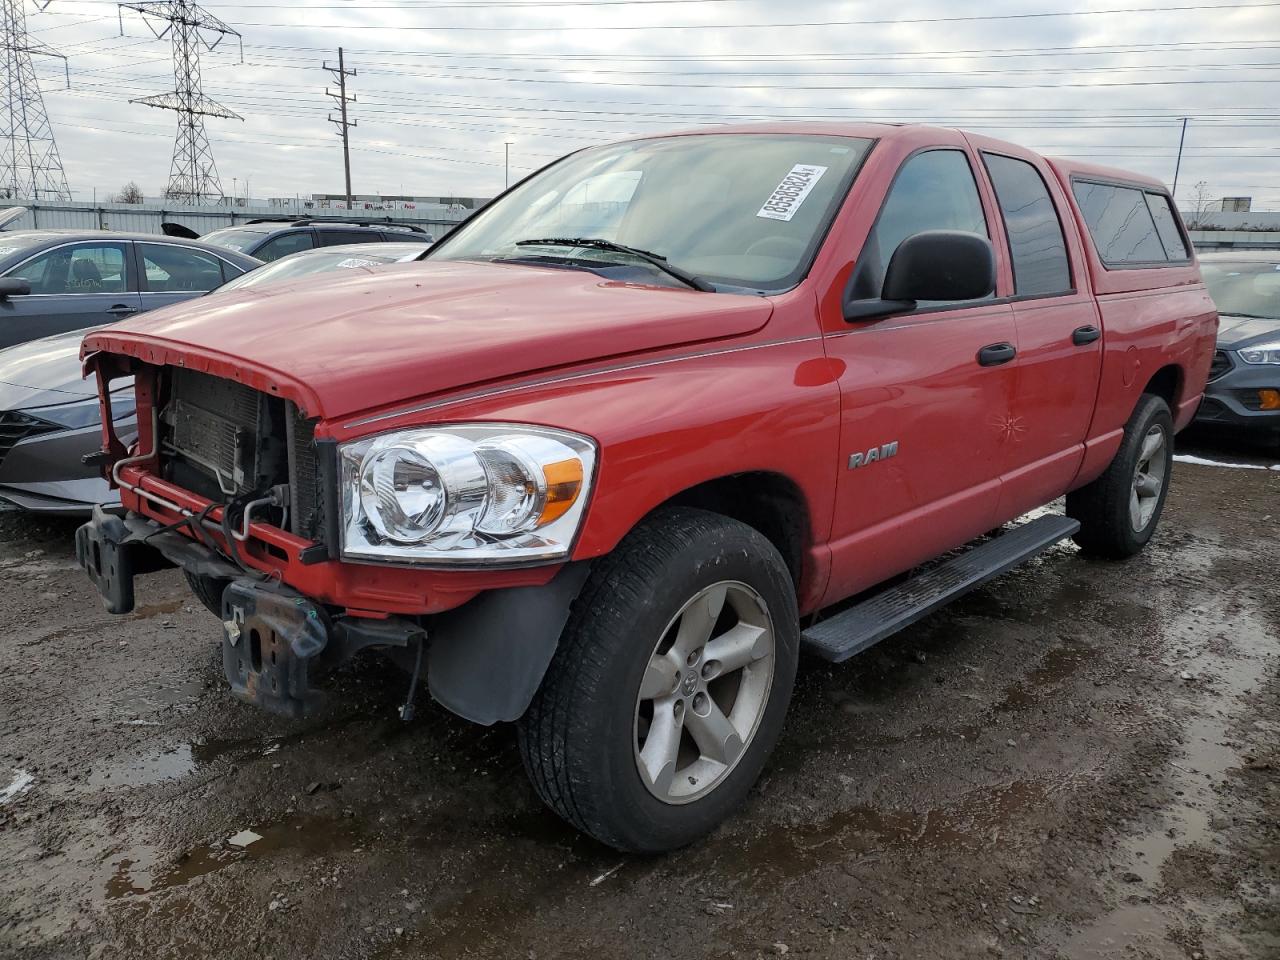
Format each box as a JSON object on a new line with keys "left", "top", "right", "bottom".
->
{"left": 757, "top": 164, "right": 828, "bottom": 222}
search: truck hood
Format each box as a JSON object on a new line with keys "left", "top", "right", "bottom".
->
{"left": 0, "top": 328, "right": 101, "bottom": 410}
{"left": 83, "top": 260, "right": 774, "bottom": 420}
{"left": 1217, "top": 314, "right": 1280, "bottom": 350}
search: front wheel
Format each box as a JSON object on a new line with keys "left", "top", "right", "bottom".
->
{"left": 1067, "top": 393, "right": 1174, "bottom": 558}
{"left": 517, "top": 507, "right": 799, "bottom": 853}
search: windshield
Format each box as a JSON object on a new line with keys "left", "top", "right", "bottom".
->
{"left": 431, "top": 133, "right": 874, "bottom": 291}
{"left": 1201, "top": 260, "right": 1280, "bottom": 319}
{"left": 220, "top": 249, "right": 402, "bottom": 291}
{"left": 201, "top": 228, "right": 270, "bottom": 253}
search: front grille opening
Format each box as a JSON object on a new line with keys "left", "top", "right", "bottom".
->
{"left": 1208, "top": 350, "right": 1232, "bottom": 382}
{"left": 0, "top": 411, "right": 60, "bottom": 469}
{"left": 157, "top": 367, "right": 325, "bottom": 543}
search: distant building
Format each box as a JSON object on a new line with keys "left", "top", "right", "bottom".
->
{"left": 266, "top": 193, "right": 489, "bottom": 215}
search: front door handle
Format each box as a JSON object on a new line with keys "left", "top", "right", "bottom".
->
{"left": 1072, "top": 325, "right": 1101, "bottom": 346}
{"left": 977, "top": 342, "right": 1017, "bottom": 366}
{"left": 107, "top": 303, "right": 139, "bottom": 317}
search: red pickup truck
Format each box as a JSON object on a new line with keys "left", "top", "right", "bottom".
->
{"left": 77, "top": 123, "right": 1216, "bottom": 852}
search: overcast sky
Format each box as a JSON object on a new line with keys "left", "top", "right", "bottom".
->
{"left": 24, "top": 0, "right": 1280, "bottom": 208}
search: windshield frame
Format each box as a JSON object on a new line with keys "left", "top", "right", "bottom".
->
{"left": 426, "top": 132, "right": 879, "bottom": 295}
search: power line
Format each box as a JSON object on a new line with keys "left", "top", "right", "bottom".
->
{"left": 1, "top": 0, "right": 71, "bottom": 200}
{"left": 68, "top": 1, "right": 1280, "bottom": 32}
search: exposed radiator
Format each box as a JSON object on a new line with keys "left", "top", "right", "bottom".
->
{"left": 160, "top": 367, "right": 325, "bottom": 542}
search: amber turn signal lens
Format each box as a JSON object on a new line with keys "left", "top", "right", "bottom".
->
{"left": 1258, "top": 389, "right": 1280, "bottom": 411}
{"left": 537, "top": 458, "right": 584, "bottom": 525}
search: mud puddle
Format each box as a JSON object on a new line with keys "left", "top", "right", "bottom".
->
{"left": 1055, "top": 593, "right": 1276, "bottom": 957}
{"left": 106, "top": 814, "right": 358, "bottom": 899}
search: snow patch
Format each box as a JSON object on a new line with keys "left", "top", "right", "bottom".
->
{"left": 1174, "top": 454, "right": 1280, "bottom": 472}
{"left": 0, "top": 769, "right": 34, "bottom": 805}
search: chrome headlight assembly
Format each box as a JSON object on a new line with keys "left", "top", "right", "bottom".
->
{"left": 340, "top": 423, "right": 597, "bottom": 565}
{"left": 1238, "top": 340, "right": 1280, "bottom": 365}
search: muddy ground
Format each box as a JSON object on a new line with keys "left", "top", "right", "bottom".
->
{"left": 1, "top": 434, "right": 1277, "bottom": 960}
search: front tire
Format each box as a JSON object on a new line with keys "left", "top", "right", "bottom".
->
{"left": 1067, "top": 393, "right": 1174, "bottom": 558}
{"left": 517, "top": 507, "right": 799, "bottom": 853}
{"left": 183, "top": 570, "right": 229, "bottom": 618}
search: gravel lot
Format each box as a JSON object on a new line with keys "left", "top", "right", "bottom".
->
{"left": 1, "top": 435, "right": 1277, "bottom": 960}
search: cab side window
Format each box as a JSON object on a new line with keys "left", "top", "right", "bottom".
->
{"left": 253, "top": 231, "right": 314, "bottom": 262}
{"left": 982, "top": 153, "right": 1072, "bottom": 297}
{"left": 849, "top": 150, "right": 989, "bottom": 303}
{"left": 3, "top": 243, "right": 129, "bottom": 294}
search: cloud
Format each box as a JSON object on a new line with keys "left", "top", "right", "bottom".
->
{"left": 23, "top": 0, "right": 1280, "bottom": 208}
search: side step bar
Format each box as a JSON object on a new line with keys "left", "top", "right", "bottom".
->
{"left": 801, "top": 514, "right": 1080, "bottom": 663}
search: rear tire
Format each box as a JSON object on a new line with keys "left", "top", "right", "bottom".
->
{"left": 1067, "top": 393, "right": 1174, "bottom": 558}
{"left": 183, "top": 570, "right": 229, "bottom": 618}
{"left": 517, "top": 507, "right": 799, "bottom": 853}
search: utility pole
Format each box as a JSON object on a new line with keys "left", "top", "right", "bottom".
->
{"left": 119, "top": 1, "right": 243, "bottom": 206}
{"left": 0, "top": 0, "right": 72, "bottom": 201}
{"left": 1171, "top": 117, "right": 1189, "bottom": 200}
{"left": 325, "top": 47, "right": 355, "bottom": 207}
{"left": 504, "top": 140, "right": 512, "bottom": 189}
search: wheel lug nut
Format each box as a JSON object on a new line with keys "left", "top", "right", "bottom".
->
{"left": 701, "top": 661, "right": 718, "bottom": 680}
{"left": 686, "top": 648, "right": 702, "bottom": 667}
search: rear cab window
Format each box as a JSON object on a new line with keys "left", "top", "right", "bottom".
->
{"left": 982, "top": 152, "right": 1072, "bottom": 297}
{"left": 1071, "top": 180, "right": 1190, "bottom": 269}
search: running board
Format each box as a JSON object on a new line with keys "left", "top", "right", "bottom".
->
{"left": 801, "top": 514, "right": 1080, "bottom": 663}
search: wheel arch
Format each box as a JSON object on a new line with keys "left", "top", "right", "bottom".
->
{"left": 655, "top": 470, "right": 811, "bottom": 593}
{"left": 1142, "top": 363, "right": 1184, "bottom": 411}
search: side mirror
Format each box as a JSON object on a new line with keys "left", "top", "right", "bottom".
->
{"left": 844, "top": 230, "right": 996, "bottom": 321}
{"left": 0, "top": 277, "right": 31, "bottom": 298}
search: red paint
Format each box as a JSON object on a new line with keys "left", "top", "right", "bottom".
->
{"left": 85, "top": 123, "right": 1215, "bottom": 619}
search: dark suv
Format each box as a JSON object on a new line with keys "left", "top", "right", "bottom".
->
{"left": 196, "top": 219, "right": 433, "bottom": 263}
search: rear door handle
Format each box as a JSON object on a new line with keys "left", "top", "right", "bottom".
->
{"left": 977, "top": 342, "right": 1017, "bottom": 366}
{"left": 107, "top": 303, "right": 139, "bottom": 317}
{"left": 1072, "top": 325, "right": 1101, "bottom": 346}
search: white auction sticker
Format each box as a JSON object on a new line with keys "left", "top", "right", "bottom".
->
{"left": 756, "top": 164, "right": 828, "bottom": 222}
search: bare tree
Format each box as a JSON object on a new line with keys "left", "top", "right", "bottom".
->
{"left": 1186, "top": 181, "right": 1214, "bottom": 229}
{"left": 112, "top": 181, "right": 144, "bottom": 204}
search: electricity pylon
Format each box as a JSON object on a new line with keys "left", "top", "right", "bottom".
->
{"left": 0, "top": 0, "right": 71, "bottom": 201}
{"left": 119, "top": 1, "right": 242, "bottom": 205}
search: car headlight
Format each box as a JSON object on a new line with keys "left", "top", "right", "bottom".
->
{"left": 1238, "top": 341, "right": 1280, "bottom": 365}
{"left": 340, "top": 423, "right": 597, "bottom": 565}
{"left": 24, "top": 390, "right": 136, "bottom": 430}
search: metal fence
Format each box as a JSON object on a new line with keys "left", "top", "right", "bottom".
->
{"left": 2, "top": 200, "right": 473, "bottom": 238}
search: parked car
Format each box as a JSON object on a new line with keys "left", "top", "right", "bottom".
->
{"left": 192, "top": 218, "right": 432, "bottom": 263}
{"left": 75, "top": 124, "right": 1215, "bottom": 853}
{"left": 0, "top": 231, "right": 260, "bottom": 350}
{"left": 1194, "top": 251, "right": 1280, "bottom": 446}
{"left": 0, "top": 243, "right": 428, "bottom": 514}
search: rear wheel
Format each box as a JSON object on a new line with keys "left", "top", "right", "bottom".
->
{"left": 517, "top": 507, "right": 799, "bottom": 853}
{"left": 1067, "top": 393, "right": 1174, "bottom": 558}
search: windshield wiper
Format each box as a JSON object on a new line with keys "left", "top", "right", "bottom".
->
{"left": 514, "top": 237, "right": 714, "bottom": 292}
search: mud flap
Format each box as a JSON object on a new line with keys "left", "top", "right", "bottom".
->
{"left": 221, "top": 579, "right": 331, "bottom": 718}
{"left": 427, "top": 561, "right": 592, "bottom": 725}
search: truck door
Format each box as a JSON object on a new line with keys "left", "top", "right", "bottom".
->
{"left": 971, "top": 144, "right": 1104, "bottom": 520}
{"left": 819, "top": 145, "right": 1018, "bottom": 607}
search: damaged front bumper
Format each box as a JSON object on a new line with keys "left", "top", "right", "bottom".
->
{"left": 75, "top": 505, "right": 425, "bottom": 718}
{"left": 75, "top": 505, "right": 590, "bottom": 725}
